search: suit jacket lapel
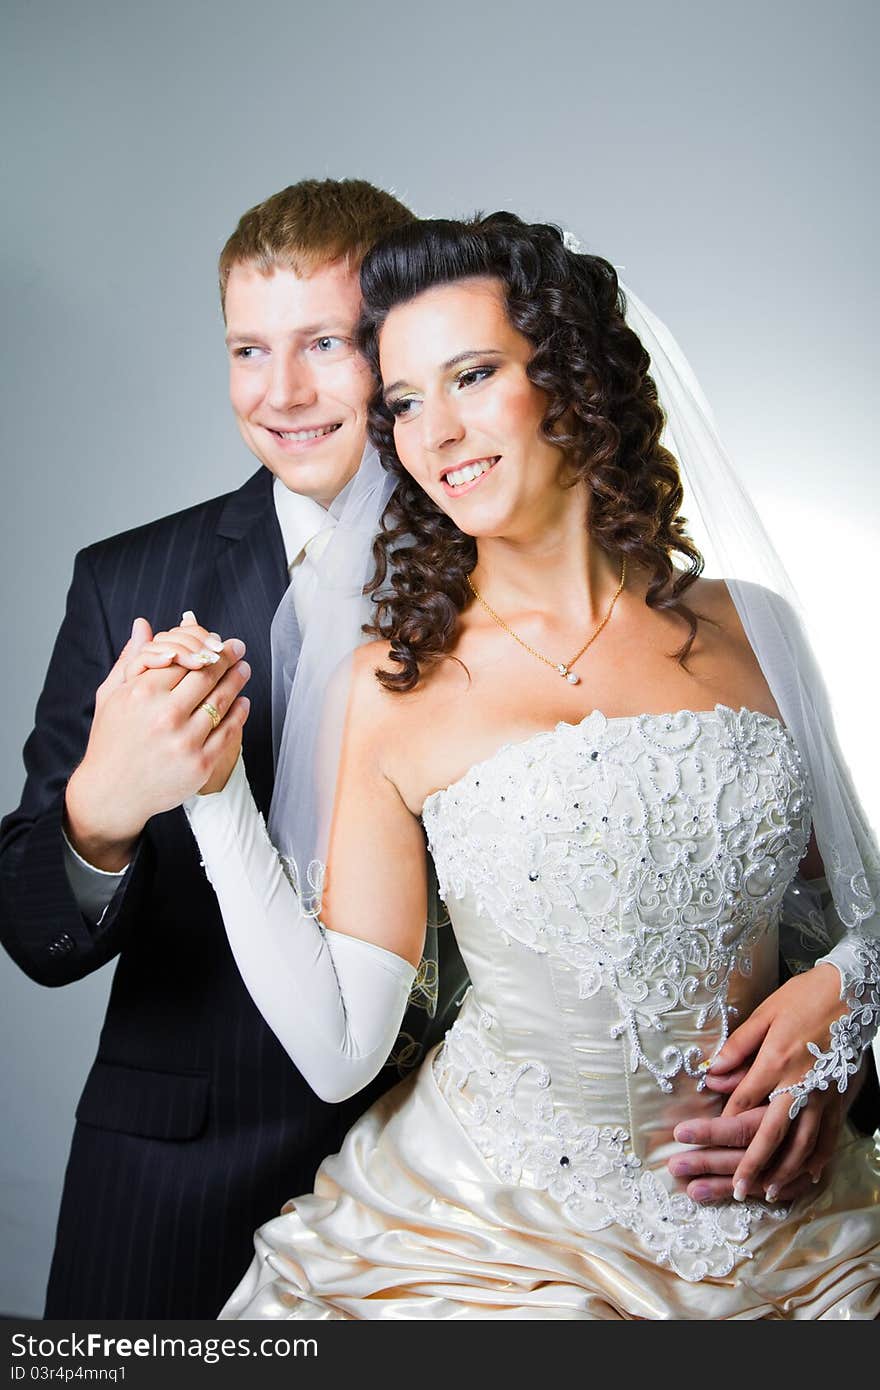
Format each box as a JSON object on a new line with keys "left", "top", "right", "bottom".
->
{"left": 210, "top": 468, "right": 289, "bottom": 813}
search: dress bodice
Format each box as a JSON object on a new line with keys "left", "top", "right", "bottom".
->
{"left": 421, "top": 705, "right": 813, "bottom": 1280}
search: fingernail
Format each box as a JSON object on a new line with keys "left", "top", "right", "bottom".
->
{"left": 811, "top": 1171, "right": 822, "bottom": 1184}
{"left": 733, "top": 1181, "right": 748, "bottom": 1202}
{"left": 691, "top": 1184, "right": 711, "bottom": 1202}
{"left": 674, "top": 1126, "right": 696, "bottom": 1144}
{"left": 668, "top": 1159, "right": 689, "bottom": 1177}
{"left": 182, "top": 610, "right": 197, "bottom": 624}
{"left": 197, "top": 650, "right": 220, "bottom": 665}
{"left": 765, "top": 1184, "right": 779, "bottom": 1203}
{"left": 205, "top": 636, "right": 225, "bottom": 653}
{"left": 130, "top": 619, "right": 139, "bottom": 640}
{"left": 228, "top": 638, "right": 246, "bottom": 659}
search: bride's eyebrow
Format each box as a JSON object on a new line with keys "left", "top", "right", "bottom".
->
{"left": 383, "top": 349, "right": 504, "bottom": 398}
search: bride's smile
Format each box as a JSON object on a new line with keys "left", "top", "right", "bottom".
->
{"left": 439, "top": 455, "right": 500, "bottom": 497}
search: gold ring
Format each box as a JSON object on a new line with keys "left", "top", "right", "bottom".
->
{"left": 200, "top": 701, "right": 221, "bottom": 731}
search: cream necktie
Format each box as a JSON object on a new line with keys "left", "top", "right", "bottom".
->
{"left": 292, "top": 523, "right": 335, "bottom": 634}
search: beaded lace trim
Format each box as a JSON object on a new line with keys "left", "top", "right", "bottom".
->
{"left": 770, "top": 933, "right": 880, "bottom": 1118}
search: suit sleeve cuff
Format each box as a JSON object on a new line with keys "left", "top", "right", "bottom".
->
{"left": 60, "top": 824, "right": 131, "bottom": 926}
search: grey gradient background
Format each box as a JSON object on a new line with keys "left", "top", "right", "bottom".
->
{"left": 2, "top": 0, "right": 877, "bottom": 1317}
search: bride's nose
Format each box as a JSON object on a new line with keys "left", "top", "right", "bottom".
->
{"left": 421, "top": 394, "right": 465, "bottom": 455}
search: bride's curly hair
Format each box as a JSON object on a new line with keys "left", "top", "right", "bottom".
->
{"left": 357, "top": 212, "right": 707, "bottom": 692}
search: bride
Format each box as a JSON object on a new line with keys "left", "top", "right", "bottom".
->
{"left": 141, "top": 214, "right": 879, "bottom": 1318}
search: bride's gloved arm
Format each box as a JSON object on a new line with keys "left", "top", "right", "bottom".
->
{"left": 183, "top": 686, "right": 428, "bottom": 1103}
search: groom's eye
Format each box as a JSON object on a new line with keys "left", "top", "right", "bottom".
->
{"left": 313, "top": 336, "right": 345, "bottom": 353}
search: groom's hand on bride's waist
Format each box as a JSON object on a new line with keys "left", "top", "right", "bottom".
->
{"left": 666, "top": 1080, "right": 853, "bottom": 1204}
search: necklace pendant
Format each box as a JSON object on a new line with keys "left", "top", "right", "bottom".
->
{"left": 468, "top": 557, "right": 624, "bottom": 692}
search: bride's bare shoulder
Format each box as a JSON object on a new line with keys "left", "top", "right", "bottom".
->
{"left": 342, "top": 643, "right": 453, "bottom": 799}
{"left": 347, "top": 640, "right": 398, "bottom": 712}
{"left": 687, "top": 576, "right": 734, "bottom": 613}
{"left": 686, "top": 576, "right": 749, "bottom": 634}
{"left": 346, "top": 640, "right": 427, "bottom": 731}
{"left": 687, "top": 575, "right": 798, "bottom": 635}
{"left": 347, "top": 640, "right": 458, "bottom": 739}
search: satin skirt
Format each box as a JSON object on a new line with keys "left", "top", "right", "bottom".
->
{"left": 218, "top": 1046, "right": 880, "bottom": 1320}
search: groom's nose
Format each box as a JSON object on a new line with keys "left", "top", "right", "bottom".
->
{"left": 266, "top": 352, "right": 318, "bottom": 413}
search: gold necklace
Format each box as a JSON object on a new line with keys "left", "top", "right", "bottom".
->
{"left": 466, "top": 556, "right": 627, "bottom": 686}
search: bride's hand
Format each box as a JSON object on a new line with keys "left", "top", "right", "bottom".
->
{"left": 701, "top": 966, "right": 846, "bottom": 1198}
{"left": 125, "top": 610, "right": 227, "bottom": 675}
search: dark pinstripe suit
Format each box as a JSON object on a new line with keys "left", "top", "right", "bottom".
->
{"left": 0, "top": 465, "right": 468, "bottom": 1318}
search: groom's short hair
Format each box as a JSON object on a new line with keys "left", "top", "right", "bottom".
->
{"left": 219, "top": 178, "right": 415, "bottom": 313}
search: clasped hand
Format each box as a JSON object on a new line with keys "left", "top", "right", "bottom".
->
{"left": 65, "top": 612, "right": 250, "bottom": 870}
{"left": 668, "top": 965, "right": 853, "bottom": 1203}
{"left": 125, "top": 612, "right": 251, "bottom": 796}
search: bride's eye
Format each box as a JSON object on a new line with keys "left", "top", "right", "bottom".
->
{"left": 387, "top": 396, "right": 419, "bottom": 419}
{"left": 455, "top": 366, "right": 497, "bottom": 390}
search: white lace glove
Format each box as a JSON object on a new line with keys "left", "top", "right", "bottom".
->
{"left": 772, "top": 875, "right": 880, "bottom": 1118}
{"left": 183, "top": 755, "right": 416, "bottom": 1103}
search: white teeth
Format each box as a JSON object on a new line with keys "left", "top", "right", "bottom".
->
{"left": 445, "top": 458, "right": 497, "bottom": 488}
{"left": 277, "top": 424, "right": 340, "bottom": 441}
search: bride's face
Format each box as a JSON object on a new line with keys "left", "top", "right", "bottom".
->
{"left": 378, "top": 278, "right": 572, "bottom": 540}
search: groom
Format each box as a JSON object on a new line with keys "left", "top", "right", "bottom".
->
{"left": 0, "top": 178, "right": 468, "bottom": 1319}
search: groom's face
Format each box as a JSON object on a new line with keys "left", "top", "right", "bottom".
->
{"left": 225, "top": 260, "right": 372, "bottom": 507}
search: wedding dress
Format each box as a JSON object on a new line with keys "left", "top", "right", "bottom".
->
{"left": 188, "top": 703, "right": 880, "bottom": 1320}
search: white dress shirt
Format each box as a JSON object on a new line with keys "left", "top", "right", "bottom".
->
{"left": 62, "top": 475, "right": 334, "bottom": 923}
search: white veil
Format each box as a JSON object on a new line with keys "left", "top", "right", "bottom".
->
{"left": 268, "top": 446, "right": 396, "bottom": 916}
{"left": 623, "top": 285, "right": 879, "bottom": 935}
{"left": 267, "top": 274, "right": 880, "bottom": 959}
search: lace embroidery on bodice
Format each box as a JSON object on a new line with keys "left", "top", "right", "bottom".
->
{"left": 423, "top": 705, "right": 811, "bottom": 1088}
{"left": 435, "top": 1002, "right": 787, "bottom": 1281}
{"left": 421, "top": 706, "right": 809, "bottom": 1281}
